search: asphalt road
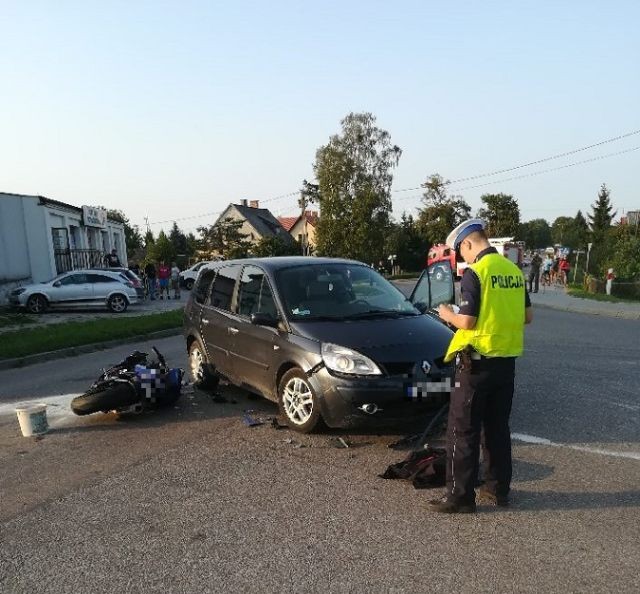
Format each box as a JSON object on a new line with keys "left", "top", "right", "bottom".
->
{"left": 0, "top": 306, "right": 638, "bottom": 593}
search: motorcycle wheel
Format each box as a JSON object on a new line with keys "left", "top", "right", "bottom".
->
{"left": 71, "top": 382, "right": 139, "bottom": 416}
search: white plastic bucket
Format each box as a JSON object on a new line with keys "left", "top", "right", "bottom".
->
{"left": 15, "top": 404, "right": 49, "bottom": 437}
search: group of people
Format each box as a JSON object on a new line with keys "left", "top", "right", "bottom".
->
{"left": 527, "top": 252, "right": 571, "bottom": 292}
{"left": 130, "top": 261, "right": 182, "bottom": 300}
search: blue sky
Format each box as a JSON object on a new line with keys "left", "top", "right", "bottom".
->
{"left": 1, "top": 0, "right": 638, "bottom": 235}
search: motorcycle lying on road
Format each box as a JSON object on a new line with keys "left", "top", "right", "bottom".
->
{"left": 71, "top": 347, "right": 183, "bottom": 416}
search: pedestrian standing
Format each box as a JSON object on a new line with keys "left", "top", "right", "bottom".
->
{"left": 528, "top": 252, "right": 542, "bottom": 293}
{"left": 430, "top": 219, "right": 532, "bottom": 514}
{"left": 144, "top": 261, "right": 157, "bottom": 300}
{"left": 606, "top": 268, "right": 616, "bottom": 295}
{"left": 559, "top": 256, "right": 571, "bottom": 287}
{"left": 158, "top": 261, "right": 171, "bottom": 299}
{"left": 170, "top": 262, "right": 181, "bottom": 300}
{"left": 541, "top": 255, "right": 553, "bottom": 287}
{"left": 105, "top": 249, "right": 121, "bottom": 267}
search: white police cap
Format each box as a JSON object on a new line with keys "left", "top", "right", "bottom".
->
{"left": 445, "top": 218, "right": 487, "bottom": 250}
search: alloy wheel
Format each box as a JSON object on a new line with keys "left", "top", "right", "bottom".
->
{"left": 282, "top": 377, "right": 314, "bottom": 425}
{"left": 190, "top": 345, "right": 205, "bottom": 383}
{"left": 110, "top": 295, "right": 127, "bottom": 313}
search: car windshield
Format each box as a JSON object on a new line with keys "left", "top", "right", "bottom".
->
{"left": 43, "top": 273, "right": 68, "bottom": 284}
{"left": 276, "top": 263, "right": 419, "bottom": 321}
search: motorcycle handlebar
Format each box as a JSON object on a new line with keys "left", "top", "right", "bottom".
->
{"left": 152, "top": 346, "right": 167, "bottom": 367}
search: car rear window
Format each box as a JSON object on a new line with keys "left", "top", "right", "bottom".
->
{"left": 88, "top": 274, "right": 116, "bottom": 283}
{"left": 194, "top": 269, "right": 216, "bottom": 305}
{"left": 209, "top": 264, "right": 241, "bottom": 311}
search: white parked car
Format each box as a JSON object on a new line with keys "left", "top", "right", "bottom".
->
{"left": 179, "top": 260, "right": 223, "bottom": 290}
{"left": 8, "top": 270, "right": 139, "bottom": 314}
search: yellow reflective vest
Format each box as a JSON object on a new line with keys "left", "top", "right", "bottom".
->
{"left": 444, "top": 253, "right": 526, "bottom": 363}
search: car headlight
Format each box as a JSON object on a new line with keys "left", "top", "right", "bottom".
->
{"left": 321, "top": 343, "right": 382, "bottom": 376}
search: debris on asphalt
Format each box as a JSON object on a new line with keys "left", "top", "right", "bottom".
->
{"left": 379, "top": 447, "right": 446, "bottom": 489}
{"left": 242, "top": 410, "right": 264, "bottom": 427}
{"left": 329, "top": 437, "right": 350, "bottom": 449}
{"left": 210, "top": 393, "right": 228, "bottom": 403}
{"left": 283, "top": 437, "right": 305, "bottom": 448}
{"left": 270, "top": 417, "right": 288, "bottom": 430}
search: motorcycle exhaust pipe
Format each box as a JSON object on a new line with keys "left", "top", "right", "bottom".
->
{"left": 358, "top": 403, "right": 381, "bottom": 415}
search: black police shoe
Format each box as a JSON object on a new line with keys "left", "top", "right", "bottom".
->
{"left": 427, "top": 496, "right": 476, "bottom": 514}
{"left": 476, "top": 488, "right": 510, "bottom": 507}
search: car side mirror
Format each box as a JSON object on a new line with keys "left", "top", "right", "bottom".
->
{"left": 413, "top": 301, "right": 428, "bottom": 314}
{"left": 250, "top": 312, "right": 278, "bottom": 327}
{"left": 53, "top": 281, "right": 61, "bottom": 288}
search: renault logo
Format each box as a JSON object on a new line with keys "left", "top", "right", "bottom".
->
{"left": 421, "top": 360, "right": 431, "bottom": 374}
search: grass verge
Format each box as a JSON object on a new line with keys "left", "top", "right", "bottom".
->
{"left": 0, "top": 309, "right": 183, "bottom": 360}
{"left": 567, "top": 286, "right": 640, "bottom": 304}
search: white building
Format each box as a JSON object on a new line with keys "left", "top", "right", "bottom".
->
{"left": 0, "top": 192, "right": 127, "bottom": 302}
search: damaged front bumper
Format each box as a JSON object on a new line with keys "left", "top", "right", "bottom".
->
{"left": 307, "top": 365, "right": 453, "bottom": 429}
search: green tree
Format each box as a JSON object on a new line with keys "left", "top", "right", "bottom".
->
{"left": 305, "top": 112, "right": 401, "bottom": 262}
{"left": 251, "top": 235, "right": 301, "bottom": 257}
{"left": 416, "top": 174, "right": 471, "bottom": 245}
{"left": 385, "top": 212, "right": 430, "bottom": 271}
{"left": 588, "top": 183, "right": 616, "bottom": 239}
{"left": 144, "top": 229, "right": 155, "bottom": 248}
{"left": 198, "top": 217, "right": 251, "bottom": 259}
{"left": 609, "top": 225, "right": 640, "bottom": 281}
{"left": 551, "top": 216, "right": 575, "bottom": 246}
{"left": 168, "top": 221, "right": 188, "bottom": 256}
{"left": 551, "top": 211, "right": 592, "bottom": 249}
{"left": 148, "top": 230, "right": 176, "bottom": 263}
{"left": 477, "top": 193, "right": 520, "bottom": 237}
{"left": 573, "top": 210, "right": 590, "bottom": 248}
{"left": 517, "top": 218, "right": 552, "bottom": 249}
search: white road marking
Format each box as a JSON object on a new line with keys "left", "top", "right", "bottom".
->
{"left": 0, "top": 394, "right": 84, "bottom": 428}
{"left": 512, "top": 432, "right": 640, "bottom": 461}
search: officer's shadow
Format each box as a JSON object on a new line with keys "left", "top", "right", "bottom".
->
{"left": 489, "top": 459, "right": 640, "bottom": 511}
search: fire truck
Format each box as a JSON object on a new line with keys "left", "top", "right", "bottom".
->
{"left": 427, "top": 237, "right": 523, "bottom": 278}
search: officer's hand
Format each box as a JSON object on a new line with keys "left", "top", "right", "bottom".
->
{"left": 438, "top": 304, "right": 453, "bottom": 320}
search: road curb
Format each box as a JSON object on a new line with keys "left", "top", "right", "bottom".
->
{"left": 0, "top": 327, "right": 183, "bottom": 371}
{"left": 532, "top": 302, "right": 640, "bottom": 320}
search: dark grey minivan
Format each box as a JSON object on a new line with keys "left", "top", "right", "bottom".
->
{"left": 183, "top": 257, "right": 455, "bottom": 432}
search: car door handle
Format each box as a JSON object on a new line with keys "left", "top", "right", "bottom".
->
{"left": 202, "top": 318, "right": 210, "bottom": 325}
{"left": 228, "top": 327, "right": 239, "bottom": 335}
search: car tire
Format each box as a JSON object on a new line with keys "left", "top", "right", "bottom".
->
{"left": 108, "top": 294, "right": 128, "bottom": 313}
{"left": 188, "top": 341, "right": 219, "bottom": 390}
{"left": 26, "top": 294, "right": 48, "bottom": 314}
{"left": 185, "top": 279, "right": 194, "bottom": 291}
{"left": 278, "top": 368, "right": 323, "bottom": 433}
{"left": 71, "top": 382, "right": 139, "bottom": 416}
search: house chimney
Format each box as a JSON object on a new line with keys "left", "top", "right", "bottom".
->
{"left": 249, "top": 200, "right": 259, "bottom": 208}
{"left": 240, "top": 199, "right": 248, "bottom": 207}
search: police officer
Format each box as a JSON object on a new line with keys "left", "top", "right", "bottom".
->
{"left": 429, "top": 219, "right": 532, "bottom": 513}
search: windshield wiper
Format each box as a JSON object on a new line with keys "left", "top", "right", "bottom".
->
{"left": 341, "top": 310, "right": 419, "bottom": 320}
{"left": 292, "top": 315, "right": 346, "bottom": 321}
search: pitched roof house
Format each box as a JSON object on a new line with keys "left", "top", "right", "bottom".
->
{"left": 213, "top": 200, "right": 294, "bottom": 245}
{"left": 279, "top": 210, "right": 319, "bottom": 255}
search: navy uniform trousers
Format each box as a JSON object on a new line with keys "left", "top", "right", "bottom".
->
{"left": 446, "top": 353, "right": 516, "bottom": 504}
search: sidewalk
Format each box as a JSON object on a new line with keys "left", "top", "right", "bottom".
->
{"left": 529, "top": 285, "right": 640, "bottom": 320}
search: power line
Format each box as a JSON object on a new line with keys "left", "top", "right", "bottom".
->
{"left": 390, "top": 127, "right": 640, "bottom": 194}
{"left": 447, "top": 128, "right": 640, "bottom": 184}
{"left": 395, "top": 145, "right": 640, "bottom": 202}
{"left": 147, "top": 127, "right": 640, "bottom": 226}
